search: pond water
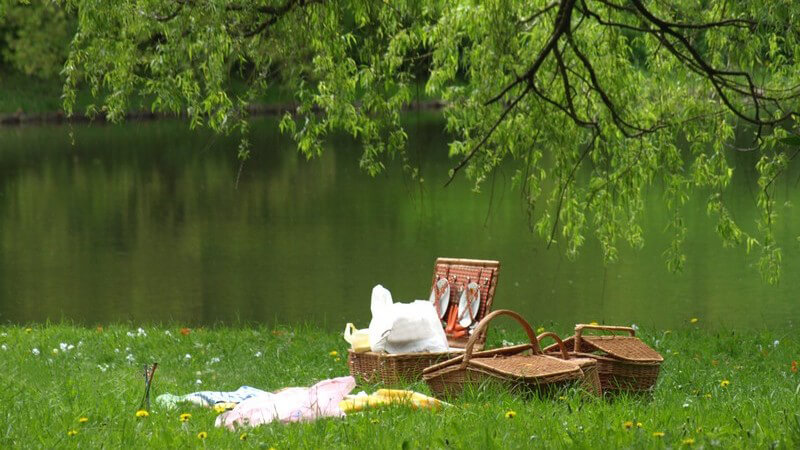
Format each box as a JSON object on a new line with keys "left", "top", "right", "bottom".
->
{"left": 0, "top": 116, "right": 797, "bottom": 329}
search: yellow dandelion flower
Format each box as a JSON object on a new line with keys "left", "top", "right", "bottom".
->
{"left": 536, "top": 327, "right": 545, "bottom": 334}
{"left": 704, "top": 393, "right": 712, "bottom": 399}
{"left": 720, "top": 379, "right": 730, "bottom": 387}
{"left": 78, "top": 417, "right": 89, "bottom": 424}
{"left": 180, "top": 413, "right": 192, "bottom": 422}
{"left": 24, "top": 328, "right": 32, "bottom": 333}
{"left": 558, "top": 396, "right": 567, "bottom": 400}
{"left": 197, "top": 431, "right": 208, "bottom": 439}
{"left": 135, "top": 410, "right": 149, "bottom": 418}
{"left": 67, "top": 430, "right": 78, "bottom": 437}
{"left": 690, "top": 318, "right": 699, "bottom": 324}
{"left": 623, "top": 421, "right": 634, "bottom": 429}
{"left": 505, "top": 410, "right": 517, "bottom": 419}
{"left": 589, "top": 321, "right": 599, "bottom": 326}
{"left": 213, "top": 404, "right": 226, "bottom": 413}
{"left": 329, "top": 350, "right": 338, "bottom": 357}
{"left": 334, "top": 357, "right": 341, "bottom": 362}
{"left": 652, "top": 431, "right": 665, "bottom": 438}
{"left": 240, "top": 433, "right": 248, "bottom": 441}
{"left": 636, "top": 422, "right": 643, "bottom": 428}
{"left": 682, "top": 437, "right": 695, "bottom": 445}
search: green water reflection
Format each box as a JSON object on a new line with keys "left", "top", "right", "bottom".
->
{"left": 0, "top": 116, "right": 797, "bottom": 329}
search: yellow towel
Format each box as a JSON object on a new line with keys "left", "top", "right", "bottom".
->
{"left": 339, "top": 390, "right": 449, "bottom": 413}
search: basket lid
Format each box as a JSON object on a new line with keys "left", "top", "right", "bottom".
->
{"left": 469, "top": 355, "right": 583, "bottom": 380}
{"left": 581, "top": 336, "right": 663, "bottom": 362}
{"left": 432, "top": 258, "right": 500, "bottom": 349}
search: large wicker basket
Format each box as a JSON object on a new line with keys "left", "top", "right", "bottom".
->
{"left": 348, "top": 257, "right": 500, "bottom": 385}
{"left": 544, "top": 324, "right": 663, "bottom": 394}
{"left": 422, "top": 310, "right": 586, "bottom": 398}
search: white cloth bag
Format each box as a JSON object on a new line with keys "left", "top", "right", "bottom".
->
{"left": 368, "top": 285, "right": 449, "bottom": 354}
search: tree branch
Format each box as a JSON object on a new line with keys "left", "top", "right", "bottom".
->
{"left": 444, "top": 84, "right": 531, "bottom": 187}
{"left": 547, "top": 129, "right": 598, "bottom": 248}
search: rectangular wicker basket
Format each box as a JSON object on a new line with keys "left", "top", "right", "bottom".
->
{"left": 347, "top": 257, "right": 500, "bottom": 385}
{"left": 544, "top": 324, "right": 663, "bottom": 394}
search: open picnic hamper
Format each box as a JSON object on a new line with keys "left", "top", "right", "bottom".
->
{"left": 422, "top": 310, "right": 595, "bottom": 398}
{"left": 347, "top": 258, "right": 500, "bottom": 385}
{"left": 543, "top": 324, "right": 663, "bottom": 394}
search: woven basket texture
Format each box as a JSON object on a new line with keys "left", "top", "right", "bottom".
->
{"left": 568, "top": 357, "right": 602, "bottom": 396}
{"left": 422, "top": 310, "right": 587, "bottom": 398}
{"left": 543, "top": 325, "right": 663, "bottom": 393}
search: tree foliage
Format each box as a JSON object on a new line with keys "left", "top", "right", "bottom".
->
{"left": 4, "top": 0, "right": 800, "bottom": 282}
{"left": 0, "top": 1, "right": 74, "bottom": 78}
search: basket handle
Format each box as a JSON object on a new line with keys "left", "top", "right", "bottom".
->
{"left": 574, "top": 324, "right": 635, "bottom": 353}
{"left": 536, "top": 332, "right": 570, "bottom": 360}
{"left": 461, "top": 309, "right": 540, "bottom": 369}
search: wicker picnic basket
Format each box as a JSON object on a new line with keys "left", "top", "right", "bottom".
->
{"left": 422, "top": 310, "right": 587, "bottom": 398}
{"left": 544, "top": 324, "right": 663, "bottom": 394}
{"left": 347, "top": 258, "right": 500, "bottom": 385}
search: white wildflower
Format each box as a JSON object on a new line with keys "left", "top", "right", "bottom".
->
{"left": 32, "top": 348, "right": 40, "bottom": 356}
{"left": 773, "top": 340, "right": 779, "bottom": 347}
{"left": 631, "top": 324, "right": 639, "bottom": 332}
{"left": 1, "top": 344, "right": 7, "bottom": 351}
{"left": 137, "top": 327, "right": 147, "bottom": 337}
{"left": 164, "top": 330, "right": 172, "bottom": 336}
{"left": 97, "top": 363, "right": 109, "bottom": 372}
{"left": 254, "top": 351, "right": 262, "bottom": 358}
{"left": 52, "top": 348, "right": 59, "bottom": 355}
{"left": 184, "top": 353, "right": 192, "bottom": 360}
{"left": 114, "top": 348, "right": 120, "bottom": 353}
{"left": 208, "top": 357, "right": 221, "bottom": 365}
{"left": 196, "top": 379, "right": 202, "bottom": 385}
{"left": 60, "top": 342, "right": 69, "bottom": 352}
{"left": 126, "top": 331, "right": 135, "bottom": 337}
{"left": 126, "top": 354, "right": 135, "bottom": 363}
{"left": 68, "top": 344, "right": 75, "bottom": 351}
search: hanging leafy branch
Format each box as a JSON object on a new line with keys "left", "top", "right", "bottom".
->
{"left": 4, "top": 0, "right": 799, "bottom": 282}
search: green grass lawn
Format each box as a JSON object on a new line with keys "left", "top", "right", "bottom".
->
{"left": 2, "top": 322, "right": 798, "bottom": 448}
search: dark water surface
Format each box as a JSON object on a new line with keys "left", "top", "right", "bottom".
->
{"left": 0, "top": 116, "right": 797, "bottom": 329}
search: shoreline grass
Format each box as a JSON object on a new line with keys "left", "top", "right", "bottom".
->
{"left": 2, "top": 322, "right": 799, "bottom": 448}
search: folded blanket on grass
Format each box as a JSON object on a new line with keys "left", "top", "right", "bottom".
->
{"left": 156, "top": 386, "right": 268, "bottom": 409}
{"left": 215, "top": 376, "right": 356, "bottom": 430}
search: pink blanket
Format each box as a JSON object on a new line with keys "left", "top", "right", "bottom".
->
{"left": 215, "top": 376, "right": 356, "bottom": 430}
